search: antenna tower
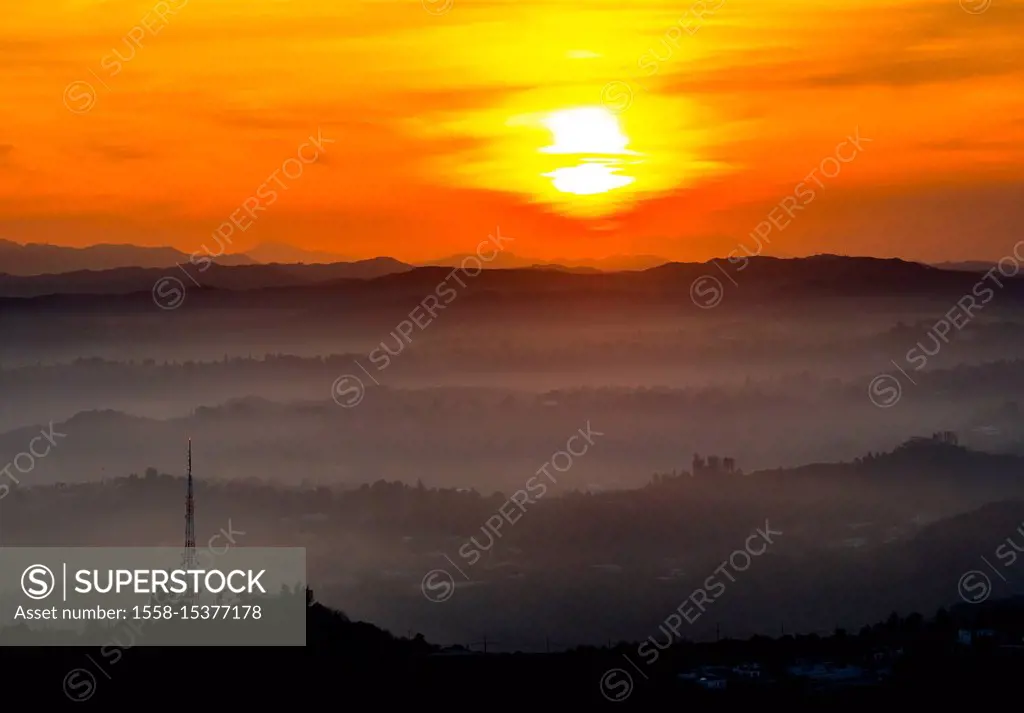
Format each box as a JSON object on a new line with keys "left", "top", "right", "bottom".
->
{"left": 182, "top": 439, "right": 197, "bottom": 606}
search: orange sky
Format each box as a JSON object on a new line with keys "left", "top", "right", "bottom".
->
{"left": 1, "top": 0, "right": 1022, "bottom": 263}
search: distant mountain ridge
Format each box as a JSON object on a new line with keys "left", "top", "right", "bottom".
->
{"left": 418, "top": 252, "right": 667, "bottom": 272}
{"left": 0, "top": 257, "right": 414, "bottom": 298}
{"left": 0, "top": 238, "right": 254, "bottom": 276}
{"left": 241, "top": 242, "right": 353, "bottom": 265}
{"left": 0, "top": 239, "right": 668, "bottom": 277}
{"left": 1, "top": 249, "right": 1021, "bottom": 302}
{"left": 932, "top": 261, "right": 999, "bottom": 272}
{"left": 1, "top": 236, "right": 1006, "bottom": 281}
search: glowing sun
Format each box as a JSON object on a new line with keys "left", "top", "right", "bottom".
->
{"left": 540, "top": 107, "right": 637, "bottom": 196}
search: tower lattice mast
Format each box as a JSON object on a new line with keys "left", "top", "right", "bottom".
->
{"left": 182, "top": 439, "right": 197, "bottom": 607}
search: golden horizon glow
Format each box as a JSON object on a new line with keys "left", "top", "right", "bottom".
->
{"left": 0, "top": 0, "right": 1022, "bottom": 262}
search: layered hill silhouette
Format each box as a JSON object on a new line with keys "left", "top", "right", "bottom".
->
{"left": 0, "top": 239, "right": 256, "bottom": 275}
{"left": 0, "top": 238, "right": 408, "bottom": 278}
{"left": 0, "top": 257, "right": 413, "bottom": 297}
{"left": 242, "top": 242, "right": 353, "bottom": 265}
{"left": 0, "top": 253, "right": 1016, "bottom": 302}
{"left": 4, "top": 446, "right": 1024, "bottom": 664}
{"left": 0, "top": 238, "right": 666, "bottom": 278}
{"left": 11, "top": 593, "right": 1024, "bottom": 707}
{"left": 419, "top": 251, "right": 667, "bottom": 271}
